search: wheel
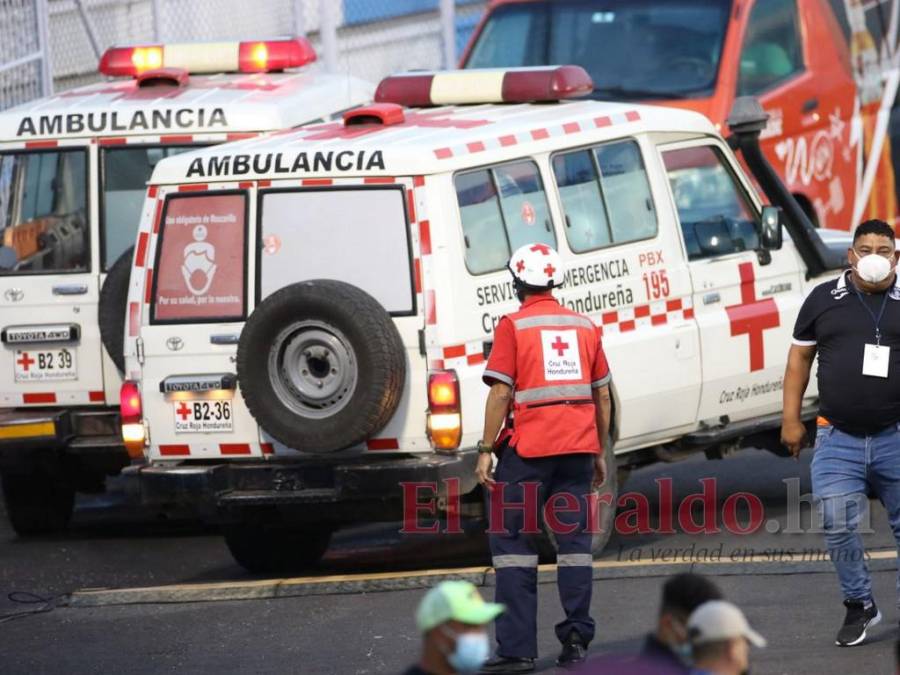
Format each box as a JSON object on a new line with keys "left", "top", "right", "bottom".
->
{"left": 223, "top": 523, "right": 333, "bottom": 574}
{"left": 236, "top": 280, "right": 406, "bottom": 453}
{"left": 98, "top": 246, "right": 134, "bottom": 373}
{"left": 1, "top": 470, "right": 75, "bottom": 535}
{"left": 540, "top": 438, "right": 618, "bottom": 559}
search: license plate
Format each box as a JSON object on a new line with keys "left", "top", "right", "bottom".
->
{"left": 173, "top": 399, "right": 233, "bottom": 433}
{"left": 13, "top": 348, "right": 77, "bottom": 382}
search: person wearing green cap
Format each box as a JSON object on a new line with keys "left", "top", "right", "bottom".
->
{"left": 405, "top": 580, "right": 505, "bottom": 675}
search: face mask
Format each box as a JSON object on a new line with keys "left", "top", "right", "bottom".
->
{"left": 854, "top": 252, "right": 893, "bottom": 284}
{"left": 442, "top": 629, "right": 489, "bottom": 674}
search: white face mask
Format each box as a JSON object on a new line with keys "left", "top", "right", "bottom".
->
{"left": 854, "top": 252, "right": 893, "bottom": 284}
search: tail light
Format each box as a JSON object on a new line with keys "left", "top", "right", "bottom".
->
{"left": 120, "top": 380, "right": 146, "bottom": 458}
{"left": 427, "top": 370, "right": 461, "bottom": 451}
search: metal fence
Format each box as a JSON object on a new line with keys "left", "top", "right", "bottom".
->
{"left": 0, "top": 0, "right": 487, "bottom": 111}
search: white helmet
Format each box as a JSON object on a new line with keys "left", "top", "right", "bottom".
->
{"left": 508, "top": 243, "right": 565, "bottom": 289}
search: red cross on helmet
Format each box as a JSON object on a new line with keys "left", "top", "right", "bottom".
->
{"left": 508, "top": 243, "right": 565, "bottom": 289}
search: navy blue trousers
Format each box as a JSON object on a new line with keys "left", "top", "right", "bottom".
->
{"left": 487, "top": 447, "right": 595, "bottom": 659}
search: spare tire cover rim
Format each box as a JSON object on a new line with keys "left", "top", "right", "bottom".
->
{"left": 268, "top": 320, "right": 358, "bottom": 419}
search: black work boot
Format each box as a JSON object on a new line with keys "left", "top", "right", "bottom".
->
{"left": 479, "top": 655, "right": 536, "bottom": 673}
{"left": 556, "top": 631, "right": 587, "bottom": 668}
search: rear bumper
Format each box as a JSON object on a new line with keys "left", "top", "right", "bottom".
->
{"left": 0, "top": 408, "right": 129, "bottom": 476}
{"left": 139, "top": 449, "right": 480, "bottom": 524}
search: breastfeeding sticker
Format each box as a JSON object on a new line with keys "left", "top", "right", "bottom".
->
{"left": 541, "top": 329, "right": 582, "bottom": 381}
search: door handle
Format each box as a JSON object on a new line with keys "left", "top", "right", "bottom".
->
{"left": 802, "top": 97, "right": 819, "bottom": 113}
{"left": 210, "top": 334, "right": 240, "bottom": 345}
{"left": 52, "top": 283, "right": 88, "bottom": 296}
{"left": 703, "top": 292, "right": 721, "bottom": 305}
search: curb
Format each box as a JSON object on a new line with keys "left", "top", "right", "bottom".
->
{"left": 66, "top": 549, "right": 897, "bottom": 608}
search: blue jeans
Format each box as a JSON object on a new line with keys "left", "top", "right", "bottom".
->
{"left": 811, "top": 423, "right": 900, "bottom": 605}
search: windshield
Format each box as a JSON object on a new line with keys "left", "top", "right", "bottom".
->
{"left": 0, "top": 149, "right": 89, "bottom": 275}
{"left": 102, "top": 145, "right": 197, "bottom": 270}
{"left": 465, "top": 0, "right": 732, "bottom": 99}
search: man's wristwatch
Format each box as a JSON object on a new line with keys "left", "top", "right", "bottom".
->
{"left": 476, "top": 440, "right": 493, "bottom": 454}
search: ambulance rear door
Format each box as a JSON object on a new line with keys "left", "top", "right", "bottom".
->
{"left": 0, "top": 142, "right": 101, "bottom": 407}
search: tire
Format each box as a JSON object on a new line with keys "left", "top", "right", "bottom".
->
{"left": 98, "top": 246, "right": 133, "bottom": 374}
{"left": 1, "top": 470, "right": 75, "bottom": 536}
{"left": 541, "top": 438, "right": 618, "bottom": 559}
{"left": 223, "top": 523, "right": 332, "bottom": 574}
{"left": 237, "top": 280, "right": 406, "bottom": 453}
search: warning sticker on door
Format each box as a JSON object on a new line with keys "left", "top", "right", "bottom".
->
{"left": 541, "top": 329, "right": 582, "bottom": 381}
{"left": 154, "top": 194, "right": 246, "bottom": 322}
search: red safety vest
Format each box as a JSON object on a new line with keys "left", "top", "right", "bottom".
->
{"left": 503, "top": 298, "right": 603, "bottom": 458}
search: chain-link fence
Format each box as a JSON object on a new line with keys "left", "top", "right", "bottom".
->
{"left": 0, "top": 0, "right": 487, "bottom": 111}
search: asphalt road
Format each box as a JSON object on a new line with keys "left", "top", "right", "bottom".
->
{"left": 1, "top": 446, "right": 899, "bottom": 673}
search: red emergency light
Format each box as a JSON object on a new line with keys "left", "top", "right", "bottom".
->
{"left": 99, "top": 37, "right": 316, "bottom": 77}
{"left": 375, "top": 66, "right": 594, "bottom": 107}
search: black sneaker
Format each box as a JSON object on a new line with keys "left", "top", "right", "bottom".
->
{"left": 556, "top": 631, "right": 588, "bottom": 668}
{"left": 479, "top": 655, "right": 535, "bottom": 674}
{"left": 835, "top": 599, "right": 881, "bottom": 646}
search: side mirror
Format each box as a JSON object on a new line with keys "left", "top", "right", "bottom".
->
{"left": 759, "top": 205, "right": 783, "bottom": 251}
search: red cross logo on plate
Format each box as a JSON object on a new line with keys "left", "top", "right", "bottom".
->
{"left": 725, "top": 262, "right": 780, "bottom": 372}
{"left": 530, "top": 244, "right": 551, "bottom": 255}
{"left": 550, "top": 336, "right": 569, "bottom": 357}
{"left": 16, "top": 352, "right": 34, "bottom": 372}
{"left": 176, "top": 402, "right": 192, "bottom": 421}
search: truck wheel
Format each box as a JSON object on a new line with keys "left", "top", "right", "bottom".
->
{"left": 223, "top": 523, "right": 332, "bottom": 574}
{"left": 98, "top": 246, "right": 134, "bottom": 374}
{"left": 1, "top": 470, "right": 75, "bottom": 535}
{"left": 237, "top": 280, "right": 406, "bottom": 453}
{"left": 540, "top": 439, "right": 618, "bottom": 559}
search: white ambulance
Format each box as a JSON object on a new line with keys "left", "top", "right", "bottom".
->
{"left": 0, "top": 37, "right": 372, "bottom": 534}
{"left": 123, "top": 66, "right": 846, "bottom": 572}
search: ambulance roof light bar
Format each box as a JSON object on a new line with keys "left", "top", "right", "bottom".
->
{"left": 98, "top": 37, "right": 316, "bottom": 77}
{"left": 374, "top": 65, "right": 594, "bottom": 107}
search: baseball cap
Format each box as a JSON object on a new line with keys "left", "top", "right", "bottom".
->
{"left": 415, "top": 581, "right": 504, "bottom": 633}
{"left": 688, "top": 600, "right": 767, "bottom": 648}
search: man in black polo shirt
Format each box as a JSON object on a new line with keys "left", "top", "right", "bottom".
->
{"left": 782, "top": 219, "right": 900, "bottom": 647}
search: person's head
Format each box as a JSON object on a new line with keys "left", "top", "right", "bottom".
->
{"left": 688, "top": 600, "right": 766, "bottom": 675}
{"left": 656, "top": 573, "right": 723, "bottom": 658}
{"left": 850, "top": 219, "right": 898, "bottom": 291}
{"left": 415, "top": 580, "right": 504, "bottom": 674}
{"left": 508, "top": 243, "right": 565, "bottom": 303}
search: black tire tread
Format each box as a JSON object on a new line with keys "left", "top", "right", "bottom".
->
{"left": 1, "top": 471, "right": 75, "bottom": 536}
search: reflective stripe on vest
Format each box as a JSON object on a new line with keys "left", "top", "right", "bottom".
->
{"left": 515, "top": 383, "right": 593, "bottom": 404}
{"left": 513, "top": 314, "right": 596, "bottom": 330}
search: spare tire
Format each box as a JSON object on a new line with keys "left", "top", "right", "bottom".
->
{"left": 98, "top": 246, "right": 133, "bottom": 373}
{"left": 237, "top": 280, "right": 406, "bottom": 452}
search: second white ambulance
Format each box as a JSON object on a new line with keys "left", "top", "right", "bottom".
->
{"left": 122, "top": 66, "right": 845, "bottom": 571}
{"left": 0, "top": 37, "right": 372, "bottom": 534}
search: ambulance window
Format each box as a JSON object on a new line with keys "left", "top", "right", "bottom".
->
{"left": 258, "top": 187, "right": 414, "bottom": 315}
{"left": 662, "top": 145, "right": 758, "bottom": 260}
{"left": 151, "top": 192, "right": 247, "bottom": 323}
{"left": 0, "top": 149, "right": 89, "bottom": 275}
{"left": 553, "top": 150, "right": 612, "bottom": 252}
{"left": 455, "top": 160, "right": 555, "bottom": 275}
{"left": 101, "top": 145, "right": 197, "bottom": 270}
{"left": 738, "top": 0, "right": 803, "bottom": 96}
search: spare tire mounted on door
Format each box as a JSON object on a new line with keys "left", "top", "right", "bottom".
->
{"left": 236, "top": 280, "right": 406, "bottom": 453}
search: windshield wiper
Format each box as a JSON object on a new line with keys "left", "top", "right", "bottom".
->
{"left": 591, "top": 86, "right": 690, "bottom": 101}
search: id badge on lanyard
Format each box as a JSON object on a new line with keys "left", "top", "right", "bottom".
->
{"left": 856, "top": 289, "right": 891, "bottom": 378}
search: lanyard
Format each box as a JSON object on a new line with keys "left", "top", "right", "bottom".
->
{"left": 853, "top": 286, "right": 890, "bottom": 345}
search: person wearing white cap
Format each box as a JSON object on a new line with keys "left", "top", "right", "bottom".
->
{"left": 686, "top": 601, "right": 766, "bottom": 675}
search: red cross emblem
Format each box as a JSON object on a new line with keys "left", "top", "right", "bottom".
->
{"left": 16, "top": 352, "right": 34, "bottom": 372}
{"left": 521, "top": 201, "right": 536, "bottom": 225}
{"left": 725, "top": 262, "right": 780, "bottom": 372}
{"left": 530, "top": 244, "right": 551, "bottom": 255}
{"left": 550, "top": 336, "right": 569, "bottom": 357}
{"left": 544, "top": 263, "right": 556, "bottom": 278}
{"left": 516, "top": 260, "right": 526, "bottom": 273}
{"left": 176, "top": 402, "right": 192, "bottom": 421}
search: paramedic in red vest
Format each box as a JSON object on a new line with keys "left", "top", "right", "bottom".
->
{"left": 475, "top": 243, "right": 612, "bottom": 673}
